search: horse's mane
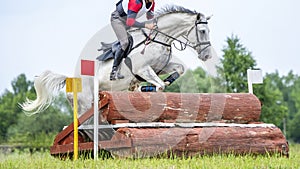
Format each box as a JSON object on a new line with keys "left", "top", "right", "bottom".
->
{"left": 155, "top": 5, "right": 199, "bottom": 17}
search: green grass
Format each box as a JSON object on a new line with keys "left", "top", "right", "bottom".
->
{"left": 1, "top": 144, "right": 299, "bottom": 169}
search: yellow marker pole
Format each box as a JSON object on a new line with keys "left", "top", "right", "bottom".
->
{"left": 66, "top": 78, "right": 82, "bottom": 160}
{"left": 73, "top": 81, "right": 78, "bottom": 160}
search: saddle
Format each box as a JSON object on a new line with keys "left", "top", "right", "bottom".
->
{"left": 96, "top": 35, "right": 133, "bottom": 62}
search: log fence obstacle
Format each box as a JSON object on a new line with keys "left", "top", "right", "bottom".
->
{"left": 50, "top": 91, "right": 289, "bottom": 158}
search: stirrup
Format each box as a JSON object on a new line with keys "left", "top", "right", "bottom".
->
{"left": 110, "top": 71, "right": 124, "bottom": 81}
{"left": 110, "top": 70, "right": 117, "bottom": 81}
{"left": 117, "top": 73, "right": 125, "bottom": 79}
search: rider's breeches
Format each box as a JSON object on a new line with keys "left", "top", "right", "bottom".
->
{"left": 111, "top": 10, "right": 129, "bottom": 51}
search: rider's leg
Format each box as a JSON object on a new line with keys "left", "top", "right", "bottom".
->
{"left": 110, "top": 10, "right": 129, "bottom": 80}
{"left": 110, "top": 48, "right": 125, "bottom": 80}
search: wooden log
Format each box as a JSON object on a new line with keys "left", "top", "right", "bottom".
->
{"left": 99, "top": 91, "right": 261, "bottom": 124}
{"left": 108, "top": 125, "right": 289, "bottom": 158}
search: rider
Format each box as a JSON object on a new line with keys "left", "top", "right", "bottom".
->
{"left": 110, "top": 0, "right": 156, "bottom": 80}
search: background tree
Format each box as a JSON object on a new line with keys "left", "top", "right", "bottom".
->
{"left": 0, "top": 91, "right": 15, "bottom": 142}
{"left": 0, "top": 74, "right": 33, "bottom": 142}
{"left": 215, "top": 35, "right": 288, "bottom": 129}
{"left": 216, "top": 34, "right": 257, "bottom": 93}
{"left": 165, "top": 34, "right": 298, "bottom": 142}
{"left": 7, "top": 93, "right": 72, "bottom": 147}
{"left": 254, "top": 72, "right": 288, "bottom": 127}
{"left": 254, "top": 71, "right": 300, "bottom": 142}
{"left": 0, "top": 74, "right": 72, "bottom": 145}
{"left": 164, "top": 68, "right": 215, "bottom": 93}
{"left": 286, "top": 74, "right": 300, "bottom": 142}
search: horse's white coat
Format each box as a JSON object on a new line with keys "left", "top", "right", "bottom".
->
{"left": 20, "top": 6, "right": 213, "bottom": 117}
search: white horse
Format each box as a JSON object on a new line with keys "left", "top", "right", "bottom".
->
{"left": 20, "top": 5, "right": 213, "bottom": 117}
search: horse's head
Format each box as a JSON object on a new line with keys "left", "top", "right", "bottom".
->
{"left": 148, "top": 5, "right": 213, "bottom": 62}
{"left": 186, "top": 13, "right": 212, "bottom": 61}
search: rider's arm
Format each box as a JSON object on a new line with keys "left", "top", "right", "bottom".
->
{"left": 126, "top": 0, "right": 144, "bottom": 28}
{"left": 127, "top": 11, "right": 145, "bottom": 28}
{"left": 146, "top": 1, "right": 155, "bottom": 20}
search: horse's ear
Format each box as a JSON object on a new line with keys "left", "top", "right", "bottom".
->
{"left": 197, "top": 13, "right": 201, "bottom": 20}
{"left": 206, "top": 15, "right": 213, "bottom": 20}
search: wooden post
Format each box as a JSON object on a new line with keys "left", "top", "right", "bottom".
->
{"left": 66, "top": 78, "right": 82, "bottom": 160}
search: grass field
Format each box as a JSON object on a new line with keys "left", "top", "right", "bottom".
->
{"left": 1, "top": 144, "right": 299, "bottom": 169}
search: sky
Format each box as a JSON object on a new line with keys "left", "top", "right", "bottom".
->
{"left": 1, "top": 0, "right": 300, "bottom": 94}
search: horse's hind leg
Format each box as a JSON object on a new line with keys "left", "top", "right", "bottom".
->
{"left": 136, "top": 65, "right": 166, "bottom": 91}
{"left": 163, "top": 72, "right": 180, "bottom": 86}
{"left": 160, "top": 62, "right": 185, "bottom": 86}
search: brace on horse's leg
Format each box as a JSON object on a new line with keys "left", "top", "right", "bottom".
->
{"left": 138, "top": 71, "right": 181, "bottom": 92}
{"left": 163, "top": 72, "right": 180, "bottom": 86}
{"left": 138, "top": 71, "right": 180, "bottom": 92}
{"left": 160, "top": 62, "right": 185, "bottom": 86}
{"left": 137, "top": 62, "right": 185, "bottom": 92}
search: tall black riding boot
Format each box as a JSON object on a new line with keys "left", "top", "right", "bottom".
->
{"left": 110, "top": 48, "right": 125, "bottom": 80}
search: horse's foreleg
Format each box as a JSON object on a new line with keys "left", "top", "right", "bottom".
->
{"left": 136, "top": 66, "right": 166, "bottom": 92}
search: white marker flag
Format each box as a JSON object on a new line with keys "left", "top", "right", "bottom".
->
{"left": 247, "top": 69, "right": 263, "bottom": 94}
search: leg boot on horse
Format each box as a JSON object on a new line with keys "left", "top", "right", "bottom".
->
{"left": 110, "top": 48, "right": 125, "bottom": 80}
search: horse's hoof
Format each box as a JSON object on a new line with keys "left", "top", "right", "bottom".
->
{"left": 164, "top": 81, "right": 171, "bottom": 86}
{"left": 157, "top": 87, "right": 164, "bottom": 92}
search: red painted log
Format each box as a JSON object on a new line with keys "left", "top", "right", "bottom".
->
{"left": 50, "top": 91, "right": 289, "bottom": 158}
{"left": 108, "top": 125, "right": 289, "bottom": 158}
{"left": 99, "top": 92, "right": 261, "bottom": 124}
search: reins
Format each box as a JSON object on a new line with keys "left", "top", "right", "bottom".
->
{"left": 136, "top": 19, "right": 211, "bottom": 53}
{"left": 125, "top": 14, "right": 212, "bottom": 79}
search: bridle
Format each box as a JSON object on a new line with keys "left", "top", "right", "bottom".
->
{"left": 189, "top": 20, "right": 212, "bottom": 54}
{"left": 139, "top": 15, "right": 211, "bottom": 55}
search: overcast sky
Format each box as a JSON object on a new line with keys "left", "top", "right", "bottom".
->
{"left": 1, "top": 0, "right": 299, "bottom": 94}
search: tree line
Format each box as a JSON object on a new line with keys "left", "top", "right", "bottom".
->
{"left": 0, "top": 75, "right": 73, "bottom": 147}
{"left": 165, "top": 35, "right": 300, "bottom": 143}
{"left": 0, "top": 35, "right": 299, "bottom": 147}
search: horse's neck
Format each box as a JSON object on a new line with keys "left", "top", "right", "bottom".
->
{"left": 157, "top": 13, "right": 196, "bottom": 44}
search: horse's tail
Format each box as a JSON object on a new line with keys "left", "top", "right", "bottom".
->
{"left": 20, "top": 70, "right": 67, "bottom": 116}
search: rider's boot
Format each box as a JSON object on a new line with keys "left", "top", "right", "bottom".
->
{"left": 110, "top": 48, "right": 125, "bottom": 81}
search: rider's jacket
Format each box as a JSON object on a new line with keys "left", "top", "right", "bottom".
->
{"left": 116, "top": 0, "right": 155, "bottom": 28}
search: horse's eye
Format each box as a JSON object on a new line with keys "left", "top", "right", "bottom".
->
{"left": 200, "top": 30, "right": 206, "bottom": 34}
